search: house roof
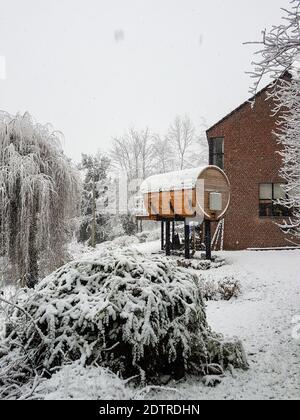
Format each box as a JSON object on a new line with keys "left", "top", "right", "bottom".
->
{"left": 206, "top": 83, "right": 273, "bottom": 135}
{"left": 207, "top": 71, "right": 292, "bottom": 135}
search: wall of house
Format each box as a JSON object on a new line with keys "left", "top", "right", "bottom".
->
{"left": 207, "top": 88, "right": 294, "bottom": 250}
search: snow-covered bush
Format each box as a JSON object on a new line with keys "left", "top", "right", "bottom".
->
{"left": 0, "top": 284, "right": 19, "bottom": 339}
{"left": 135, "top": 232, "right": 149, "bottom": 243}
{"left": 1, "top": 249, "right": 248, "bottom": 392}
{"left": 20, "top": 362, "right": 180, "bottom": 400}
{"left": 30, "top": 363, "right": 136, "bottom": 400}
{"left": 217, "top": 277, "right": 241, "bottom": 301}
{"left": 68, "top": 235, "right": 140, "bottom": 261}
{"left": 176, "top": 257, "right": 225, "bottom": 271}
{"left": 199, "top": 276, "right": 241, "bottom": 302}
{"left": 146, "top": 229, "right": 161, "bottom": 242}
{"left": 110, "top": 235, "right": 139, "bottom": 248}
{"left": 119, "top": 214, "right": 138, "bottom": 236}
{"left": 175, "top": 258, "right": 240, "bottom": 301}
{"left": 135, "top": 229, "right": 161, "bottom": 243}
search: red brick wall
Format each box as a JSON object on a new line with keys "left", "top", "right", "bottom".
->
{"left": 207, "top": 89, "right": 294, "bottom": 250}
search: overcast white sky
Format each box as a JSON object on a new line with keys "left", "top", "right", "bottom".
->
{"left": 0, "top": 0, "right": 289, "bottom": 162}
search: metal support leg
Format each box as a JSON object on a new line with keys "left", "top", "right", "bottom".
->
{"left": 185, "top": 220, "right": 190, "bottom": 260}
{"left": 166, "top": 221, "right": 171, "bottom": 256}
{"left": 171, "top": 221, "right": 175, "bottom": 250}
{"left": 205, "top": 220, "right": 212, "bottom": 261}
{"left": 161, "top": 221, "right": 165, "bottom": 251}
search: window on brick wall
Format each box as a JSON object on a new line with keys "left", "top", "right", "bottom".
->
{"left": 259, "top": 183, "right": 292, "bottom": 217}
{"left": 209, "top": 137, "right": 224, "bottom": 169}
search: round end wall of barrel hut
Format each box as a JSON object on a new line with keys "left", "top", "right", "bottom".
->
{"left": 196, "top": 166, "right": 230, "bottom": 221}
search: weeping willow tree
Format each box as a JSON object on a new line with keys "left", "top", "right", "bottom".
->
{"left": 0, "top": 111, "right": 80, "bottom": 287}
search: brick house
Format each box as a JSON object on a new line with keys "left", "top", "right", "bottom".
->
{"left": 206, "top": 81, "right": 295, "bottom": 250}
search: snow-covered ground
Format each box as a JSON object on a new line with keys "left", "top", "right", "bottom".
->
{"left": 43, "top": 247, "right": 300, "bottom": 400}
{"left": 1, "top": 243, "right": 299, "bottom": 400}
{"left": 173, "top": 250, "right": 300, "bottom": 400}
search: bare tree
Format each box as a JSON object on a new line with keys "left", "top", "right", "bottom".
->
{"left": 130, "top": 128, "right": 153, "bottom": 180}
{"left": 247, "top": 0, "right": 300, "bottom": 96}
{"left": 167, "top": 115, "right": 196, "bottom": 170}
{"left": 110, "top": 128, "right": 153, "bottom": 181}
{"left": 110, "top": 129, "right": 154, "bottom": 233}
{"left": 190, "top": 117, "right": 209, "bottom": 167}
{"left": 110, "top": 136, "right": 135, "bottom": 180}
{"left": 151, "top": 134, "right": 174, "bottom": 174}
{"left": 110, "top": 118, "right": 208, "bottom": 183}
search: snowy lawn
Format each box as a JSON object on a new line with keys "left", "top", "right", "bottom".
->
{"left": 1, "top": 243, "right": 299, "bottom": 400}
{"left": 171, "top": 250, "right": 300, "bottom": 400}
{"left": 43, "top": 246, "right": 300, "bottom": 400}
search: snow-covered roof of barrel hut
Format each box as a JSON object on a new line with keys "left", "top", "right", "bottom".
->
{"left": 140, "top": 166, "right": 207, "bottom": 194}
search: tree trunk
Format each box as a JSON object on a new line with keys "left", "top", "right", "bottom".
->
{"left": 26, "top": 194, "right": 39, "bottom": 288}
{"left": 9, "top": 180, "right": 20, "bottom": 281}
{"left": 91, "top": 172, "right": 96, "bottom": 248}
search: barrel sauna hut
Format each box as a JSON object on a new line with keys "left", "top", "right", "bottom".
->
{"left": 137, "top": 165, "right": 230, "bottom": 260}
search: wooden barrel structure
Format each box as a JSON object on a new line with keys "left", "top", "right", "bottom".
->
{"left": 139, "top": 165, "right": 230, "bottom": 222}
{"left": 137, "top": 165, "right": 230, "bottom": 260}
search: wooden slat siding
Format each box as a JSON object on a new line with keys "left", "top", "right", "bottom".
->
{"left": 142, "top": 167, "right": 230, "bottom": 221}
{"left": 173, "top": 189, "right": 183, "bottom": 215}
{"left": 145, "top": 190, "right": 196, "bottom": 218}
{"left": 136, "top": 214, "right": 187, "bottom": 221}
{"left": 169, "top": 194, "right": 175, "bottom": 215}
{"left": 148, "top": 192, "right": 159, "bottom": 215}
{"left": 159, "top": 190, "right": 163, "bottom": 215}
{"left": 161, "top": 190, "right": 172, "bottom": 216}
{"left": 183, "top": 188, "right": 195, "bottom": 217}
{"left": 193, "top": 188, "right": 197, "bottom": 208}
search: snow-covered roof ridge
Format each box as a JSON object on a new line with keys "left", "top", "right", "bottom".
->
{"left": 140, "top": 166, "right": 207, "bottom": 194}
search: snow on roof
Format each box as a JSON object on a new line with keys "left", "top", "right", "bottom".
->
{"left": 140, "top": 166, "right": 207, "bottom": 194}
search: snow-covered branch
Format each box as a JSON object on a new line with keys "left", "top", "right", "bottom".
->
{"left": 249, "top": 0, "right": 300, "bottom": 239}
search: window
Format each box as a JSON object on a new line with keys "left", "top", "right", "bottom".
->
{"left": 209, "top": 138, "right": 224, "bottom": 169}
{"left": 259, "top": 183, "right": 291, "bottom": 217}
